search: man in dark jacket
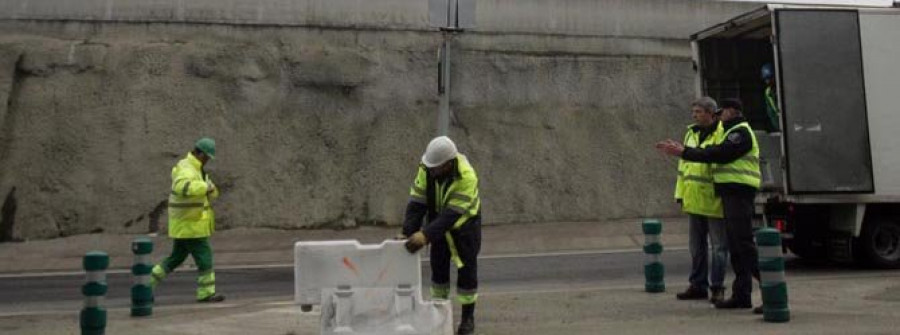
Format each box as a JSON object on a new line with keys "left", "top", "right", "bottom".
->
{"left": 657, "top": 98, "right": 761, "bottom": 310}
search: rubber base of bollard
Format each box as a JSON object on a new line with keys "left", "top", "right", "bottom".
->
{"left": 80, "top": 308, "right": 107, "bottom": 328}
{"left": 763, "top": 308, "right": 790, "bottom": 322}
{"left": 761, "top": 282, "right": 789, "bottom": 305}
{"left": 81, "top": 329, "right": 105, "bottom": 335}
{"left": 645, "top": 283, "right": 665, "bottom": 293}
{"left": 132, "top": 285, "right": 154, "bottom": 302}
{"left": 131, "top": 306, "right": 152, "bottom": 317}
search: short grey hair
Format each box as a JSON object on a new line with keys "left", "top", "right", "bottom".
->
{"left": 691, "top": 97, "right": 718, "bottom": 114}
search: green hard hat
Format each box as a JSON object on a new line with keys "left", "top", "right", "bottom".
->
{"left": 195, "top": 137, "right": 216, "bottom": 159}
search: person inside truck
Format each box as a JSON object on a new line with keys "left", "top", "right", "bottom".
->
{"left": 761, "top": 63, "right": 780, "bottom": 132}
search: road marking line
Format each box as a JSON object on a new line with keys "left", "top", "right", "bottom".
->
{"left": 0, "top": 248, "right": 690, "bottom": 278}
{"left": 0, "top": 302, "right": 243, "bottom": 317}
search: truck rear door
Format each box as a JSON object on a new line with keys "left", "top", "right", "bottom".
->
{"left": 774, "top": 9, "right": 874, "bottom": 194}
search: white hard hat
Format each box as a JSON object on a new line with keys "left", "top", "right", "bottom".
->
{"left": 421, "top": 136, "right": 458, "bottom": 168}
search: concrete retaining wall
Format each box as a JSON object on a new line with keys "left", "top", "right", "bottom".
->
{"left": 0, "top": 0, "right": 755, "bottom": 38}
{"left": 0, "top": 0, "right": 758, "bottom": 240}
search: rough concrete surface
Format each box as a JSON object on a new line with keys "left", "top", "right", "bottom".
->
{"left": 0, "top": 20, "right": 694, "bottom": 240}
{"left": 0, "top": 0, "right": 757, "bottom": 39}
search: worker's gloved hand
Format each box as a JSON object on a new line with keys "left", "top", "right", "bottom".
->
{"left": 206, "top": 181, "right": 216, "bottom": 194}
{"left": 404, "top": 232, "right": 428, "bottom": 253}
{"left": 393, "top": 234, "right": 407, "bottom": 241}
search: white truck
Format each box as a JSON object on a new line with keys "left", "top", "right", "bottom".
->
{"left": 690, "top": 1, "right": 900, "bottom": 267}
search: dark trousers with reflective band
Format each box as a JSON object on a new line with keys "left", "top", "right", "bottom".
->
{"left": 431, "top": 217, "right": 481, "bottom": 305}
{"left": 721, "top": 193, "right": 759, "bottom": 302}
{"left": 153, "top": 237, "right": 216, "bottom": 300}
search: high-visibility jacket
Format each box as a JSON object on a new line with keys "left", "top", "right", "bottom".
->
{"left": 676, "top": 123, "right": 724, "bottom": 218}
{"left": 765, "top": 86, "right": 780, "bottom": 131}
{"left": 712, "top": 122, "right": 761, "bottom": 189}
{"left": 409, "top": 154, "right": 480, "bottom": 267}
{"left": 167, "top": 153, "right": 219, "bottom": 239}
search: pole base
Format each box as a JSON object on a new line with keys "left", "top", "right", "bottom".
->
{"left": 763, "top": 308, "right": 791, "bottom": 322}
{"left": 131, "top": 306, "right": 152, "bottom": 317}
{"left": 645, "top": 283, "right": 666, "bottom": 293}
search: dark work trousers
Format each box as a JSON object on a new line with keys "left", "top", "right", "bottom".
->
{"left": 431, "top": 217, "right": 482, "bottom": 301}
{"left": 721, "top": 192, "right": 760, "bottom": 302}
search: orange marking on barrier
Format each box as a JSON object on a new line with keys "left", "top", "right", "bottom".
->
{"left": 342, "top": 257, "right": 360, "bottom": 276}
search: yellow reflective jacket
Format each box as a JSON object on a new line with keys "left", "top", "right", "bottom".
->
{"left": 712, "top": 122, "right": 761, "bottom": 189}
{"left": 167, "top": 153, "right": 219, "bottom": 239}
{"left": 409, "top": 154, "right": 481, "bottom": 230}
{"left": 677, "top": 123, "right": 724, "bottom": 218}
{"left": 408, "top": 154, "right": 480, "bottom": 268}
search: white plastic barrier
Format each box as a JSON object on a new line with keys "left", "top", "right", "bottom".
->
{"left": 294, "top": 240, "right": 453, "bottom": 335}
{"left": 294, "top": 240, "right": 422, "bottom": 306}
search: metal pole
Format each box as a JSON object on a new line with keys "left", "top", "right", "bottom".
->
{"left": 437, "top": 33, "right": 451, "bottom": 136}
{"left": 436, "top": 0, "right": 457, "bottom": 137}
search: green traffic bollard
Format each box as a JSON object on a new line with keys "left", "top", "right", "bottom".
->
{"left": 756, "top": 228, "right": 790, "bottom": 322}
{"left": 131, "top": 237, "right": 154, "bottom": 317}
{"left": 81, "top": 251, "right": 109, "bottom": 335}
{"left": 642, "top": 219, "right": 665, "bottom": 293}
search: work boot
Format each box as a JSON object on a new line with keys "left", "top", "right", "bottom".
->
{"left": 457, "top": 318, "right": 475, "bottom": 335}
{"left": 198, "top": 294, "right": 225, "bottom": 303}
{"left": 714, "top": 297, "right": 752, "bottom": 309}
{"left": 458, "top": 303, "right": 475, "bottom": 335}
{"left": 709, "top": 287, "right": 726, "bottom": 304}
{"left": 676, "top": 286, "right": 708, "bottom": 300}
{"left": 753, "top": 305, "right": 763, "bottom": 314}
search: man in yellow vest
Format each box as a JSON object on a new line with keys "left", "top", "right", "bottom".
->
{"left": 657, "top": 98, "right": 761, "bottom": 310}
{"left": 400, "top": 136, "right": 481, "bottom": 335}
{"left": 150, "top": 137, "right": 225, "bottom": 303}
{"left": 673, "top": 97, "right": 729, "bottom": 304}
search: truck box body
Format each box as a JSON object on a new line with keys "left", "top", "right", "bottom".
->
{"left": 691, "top": 3, "right": 900, "bottom": 267}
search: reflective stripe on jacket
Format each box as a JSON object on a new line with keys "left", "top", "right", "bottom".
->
{"left": 167, "top": 153, "right": 219, "bottom": 238}
{"left": 409, "top": 154, "right": 480, "bottom": 267}
{"left": 679, "top": 123, "right": 725, "bottom": 218}
{"left": 712, "top": 122, "right": 761, "bottom": 189}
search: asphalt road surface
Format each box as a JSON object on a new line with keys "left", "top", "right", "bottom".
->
{"left": 1, "top": 248, "right": 894, "bottom": 316}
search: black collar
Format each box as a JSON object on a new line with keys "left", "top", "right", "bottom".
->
{"left": 723, "top": 116, "right": 748, "bottom": 130}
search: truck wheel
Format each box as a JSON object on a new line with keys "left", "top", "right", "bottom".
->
{"left": 855, "top": 216, "right": 900, "bottom": 269}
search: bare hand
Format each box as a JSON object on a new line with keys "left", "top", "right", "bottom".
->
{"left": 655, "top": 139, "right": 685, "bottom": 157}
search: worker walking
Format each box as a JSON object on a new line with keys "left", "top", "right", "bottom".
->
{"left": 400, "top": 136, "right": 481, "bottom": 335}
{"left": 673, "top": 97, "right": 729, "bottom": 304}
{"left": 657, "top": 98, "right": 761, "bottom": 310}
{"left": 150, "top": 137, "right": 225, "bottom": 303}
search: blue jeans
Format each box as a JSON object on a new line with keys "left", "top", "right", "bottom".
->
{"left": 688, "top": 214, "right": 729, "bottom": 290}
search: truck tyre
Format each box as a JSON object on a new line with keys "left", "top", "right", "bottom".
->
{"left": 854, "top": 216, "right": 900, "bottom": 269}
